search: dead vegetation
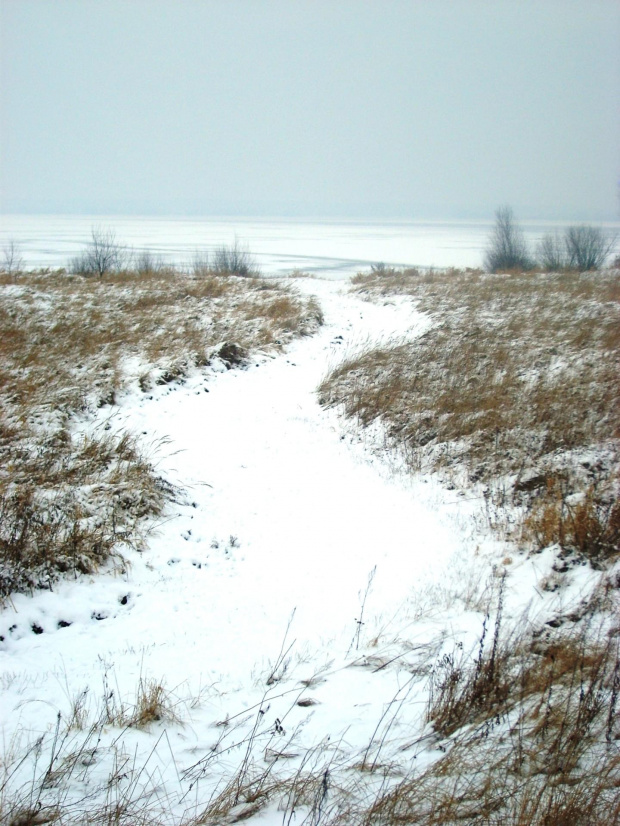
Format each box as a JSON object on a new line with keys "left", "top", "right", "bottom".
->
{"left": 0, "top": 430, "right": 167, "bottom": 597}
{"left": 0, "top": 674, "right": 196, "bottom": 826}
{"left": 3, "top": 579, "right": 619, "bottom": 826}
{"left": 307, "top": 266, "right": 620, "bottom": 822}
{"left": 334, "top": 579, "right": 620, "bottom": 826}
{"left": 2, "top": 262, "right": 619, "bottom": 824}
{"left": 319, "top": 266, "right": 620, "bottom": 562}
{"left": 0, "top": 266, "right": 322, "bottom": 597}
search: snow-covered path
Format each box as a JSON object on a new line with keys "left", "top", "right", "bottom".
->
{"left": 81, "top": 278, "right": 459, "bottom": 682}
{"left": 0, "top": 277, "right": 481, "bottom": 820}
{"left": 1, "top": 278, "right": 463, "bottom": 699}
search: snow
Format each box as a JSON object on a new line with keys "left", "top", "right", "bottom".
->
{"left": 3, "top": 214, "right": 607, "bottom": 274}
{"left": 0, "top": 273, "right": 601, "bottom": 822}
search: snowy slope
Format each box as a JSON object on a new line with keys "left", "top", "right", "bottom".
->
{"left": 0, "top": 276, "right": 585, "bottom": 823}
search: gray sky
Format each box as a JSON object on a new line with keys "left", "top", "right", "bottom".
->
{"left": 1, "top": 0, "right": 619, "bottom": 220}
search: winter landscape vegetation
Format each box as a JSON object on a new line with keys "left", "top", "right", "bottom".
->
{"left": 0, "top": 211, "right": 619, "bottom": 825}
{"left": 2, "top": 1, "right": 620, "bottom": 823}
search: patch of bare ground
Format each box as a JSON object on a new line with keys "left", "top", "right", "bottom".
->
{"left": 319, "top": 266, "right": 620, "bottom": 564}
{"left": 0, "top": 267, "right": 322, "bottom": 597}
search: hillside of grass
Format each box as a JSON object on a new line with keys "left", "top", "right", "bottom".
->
{"left": 320, "top": 266, "right": 620, "bottom": 565}
{"left": 0, "top": 266, "right": 323, "bottom": 598}
{"left": 1, "top": 263, "right": 619, "bottom": 826}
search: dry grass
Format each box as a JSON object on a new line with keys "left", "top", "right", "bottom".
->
{"left": 3, "top": 265, "right": 619, "bottom": 824}
{"left": 99, "top": 673, "right": 184, "bottom": 730}
{"left": 349, "top": 618, "right": 620, "bottom": 825}
{"left": 2, "top": 587, "right": 619, "bottom": 825}
{"left": 316, "top": 267, "right": 620, "bottom": 821}
{"left": 320, "top": 267, "right": 620, "bottom": 562}
{"left": 0, "top": 675, "right": 198, "bottom": 826}
{"left": 0, "top": 267, "right": 322, "bottom": 597}
{"left": 0, "top": 430, "right": 167, "bottom": 597}
{"left": 525, "top": 475, "right": 620, "bottom": 562}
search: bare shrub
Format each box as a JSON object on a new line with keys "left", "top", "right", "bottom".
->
{"left": 537, "top": 226, "right": 617, "bottom": 272}
{"left": 484, "top": 205, "right": 533, "bottom": 272}
{"left": 68, "top": 226, "right": 127, "bottom": 276}
{"left": 537, "top": 230, "right": 566, "bottom": 271}
{"left": 192, "top": 250, "right": 211, "bottom": 277}
{"left": 1, "top": 240, "right": 25, "bottom": 275}
{"left": 212, "top": 238, "right": 259, "bottom": 277}
{"left": 565, "top": 224, "right": 617, "bottom": 271}
{"left": 133, "top": 248, "right": 165, "bottom": 274}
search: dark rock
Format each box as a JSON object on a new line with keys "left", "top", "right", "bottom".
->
{"left": 217, "top": 342, "right": 247, "bottom": 367}
{"left": 514, "top": 473, "right": 548, "bottom": 493}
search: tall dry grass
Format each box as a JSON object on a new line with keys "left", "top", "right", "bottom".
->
{"left": 320, "top": 267, "right": 620, "bottom": 562}
{"left": 337, "top": 585, "right": 620, "bottom": 826}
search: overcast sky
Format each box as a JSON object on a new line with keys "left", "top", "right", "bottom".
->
{"left": 1, "top": 0, "right": 619, "bottom": 220}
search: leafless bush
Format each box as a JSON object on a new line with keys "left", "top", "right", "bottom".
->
{"left": 1, "top": 240, "right": 25, "bottom": 275}
{"left": 68, "top": 226, "right": 128, "bottom": 276}
{"left": 537, "top": 230, "right": 566, "bottom": 271}
{"left": 211, "top": 238, "right": 259, "bottom": 277}
{"left": 565, "top": 224, "right": 617, "bottom": 271}
{"left": 484, "top": 206, "right": 534, "bottom": 272}
{"left": 133, "top": 248, "right": 165, "bottom": 274}
{"left": 537, "top": 226, "right": 617, "bottom": 272}
{"left": 192, "top": 250, "right": 211, "bottom": 276}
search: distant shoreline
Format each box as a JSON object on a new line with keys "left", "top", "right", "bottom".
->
{"left": 4, "top": 214, "right": 618, "bottom": 274}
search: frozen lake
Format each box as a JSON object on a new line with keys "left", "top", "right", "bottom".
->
{"left": 1, "top": 214, "right": 617, "bottom": 276}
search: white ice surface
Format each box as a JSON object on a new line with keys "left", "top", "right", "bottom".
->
{"left": 4, "top": 214, "right": 610, "bottom": 274}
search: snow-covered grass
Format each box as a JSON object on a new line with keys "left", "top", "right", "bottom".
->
{"left": 321, "top": 266, "right": 620, "bottom": 564}
{"left": 1, "top": 266, "right": 619, "bottom": 825}
{"left": 0, "top": 267, "right": 322, "bottom": 596}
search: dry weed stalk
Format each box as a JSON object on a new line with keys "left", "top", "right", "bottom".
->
{"left": 0, "top": 674, "right": 208, "bottom": 825}
{"left": 323, "top": 599, "right": 620, "bottom": 825}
